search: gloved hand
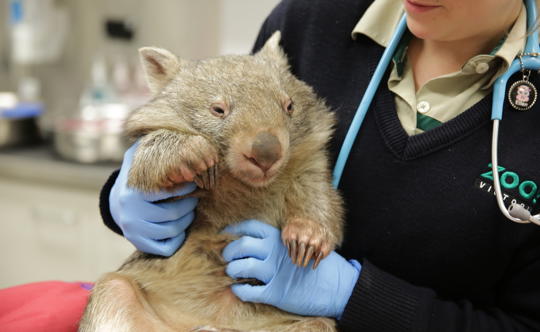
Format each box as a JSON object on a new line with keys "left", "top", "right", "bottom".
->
{"left": 222, "top": 220, "right": 361, "bottom": 319}
{"left": 110, "top": 142, "right": 199, "bottom": 256}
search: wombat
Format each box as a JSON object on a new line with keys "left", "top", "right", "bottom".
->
{"left": 79, "top": 32, "right": 344, "bottom": 332}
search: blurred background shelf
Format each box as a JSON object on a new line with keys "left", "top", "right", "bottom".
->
{"left": 0, "top": 143, "right": 118, "bottom": 190}
{"left": 0, "top": 0, "right": 280, "bottom": 288}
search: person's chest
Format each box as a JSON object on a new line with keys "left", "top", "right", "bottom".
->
{"left": 286, "top": 31, "right": 540, "bottom": 301}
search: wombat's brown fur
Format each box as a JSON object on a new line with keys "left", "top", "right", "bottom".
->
{"left": 79, "top": 32, "right": 344, "bottom": 332}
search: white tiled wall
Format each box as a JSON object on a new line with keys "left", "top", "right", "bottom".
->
{"left": 218, "top": 0, "right": 280, "bottom": 55}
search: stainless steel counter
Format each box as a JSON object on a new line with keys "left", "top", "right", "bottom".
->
{"left": 0, "top": 143, "right": 120, "bottom": 191}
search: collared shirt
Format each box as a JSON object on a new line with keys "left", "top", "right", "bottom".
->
{"left": 352, "top": 0, "right": 527, "bottom": 135}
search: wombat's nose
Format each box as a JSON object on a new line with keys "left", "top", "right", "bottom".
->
{"left": 248, "top": 131, "right": 282, "bottom": 172}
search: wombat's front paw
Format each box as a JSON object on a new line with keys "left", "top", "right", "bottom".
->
{"left": 160, "top": 135, "right": 219, "bottom": 191}
{"left": 183, "top": 136, "right": 219, "bottom": 190}
{"left": 129, "top": 134, "right": 219, "bottom": 192}
{"left": 282, "top": 217, "right": 336, "bottom": 269}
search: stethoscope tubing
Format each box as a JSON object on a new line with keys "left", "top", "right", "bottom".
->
{"left": 332, "top": 14, "right": 408, "bottom": 188}
{"left": 491, "top": 0, "right": 540, "bottom": 224}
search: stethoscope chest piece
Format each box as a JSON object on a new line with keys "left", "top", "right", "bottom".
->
{"left": 508, "top": 78, "right": 537, "bottom": 111}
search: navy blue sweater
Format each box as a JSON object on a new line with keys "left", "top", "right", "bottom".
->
{"left": 101, "top": 0, "right": 540, "bottom": 330}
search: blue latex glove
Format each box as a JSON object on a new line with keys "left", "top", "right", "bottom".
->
{"left": 222, "top": 220, "right": 361, "bottom": 319}
{"left": 110, "top": 142, "right": 199, "bottom": 256}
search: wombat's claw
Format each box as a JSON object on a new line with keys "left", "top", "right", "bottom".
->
{"left": 313, "top": 251, "right": 324, "bottom": 269}
{"left": 194, "top": 165, "right": 218, "bottom": 190}
{"left": 191, "top": 327, "right": 219, "bottom": 332}
{"left": 285, "top": 239, "right": 325, "bottom": 269}
{"left": 282, "top": 217, "right": 334, "bottom": 269}
{"left": 191, "top": 326, "right": 243, "bottom": 332}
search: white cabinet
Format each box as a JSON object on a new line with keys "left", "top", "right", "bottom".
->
{"left": 0, "top": 171, "right": 133, "bottom": 288}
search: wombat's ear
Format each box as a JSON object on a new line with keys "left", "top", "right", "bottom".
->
{"left": 258, "top": 31, "right": 288, "bottom": 68}
{"left": 139, "top": 47, "right": 181, "bottom": 95}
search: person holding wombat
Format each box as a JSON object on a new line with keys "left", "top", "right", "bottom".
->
{"left": 98, "top": 0, "right": 540, "bottom": 331}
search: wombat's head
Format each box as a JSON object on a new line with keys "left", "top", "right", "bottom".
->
{"left": 133, "top": 32, "right": 331, "bottom": 188}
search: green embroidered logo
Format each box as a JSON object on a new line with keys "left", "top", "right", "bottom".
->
{"left": 476, "top": 164, "right": 540, "bottom": 211}
{"left": 481, "top": 164, "right": 540, "bottom": 204}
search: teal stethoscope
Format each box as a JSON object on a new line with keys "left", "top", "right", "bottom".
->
{"left": 332, "top": 0, "right": 540, "bottom": 226}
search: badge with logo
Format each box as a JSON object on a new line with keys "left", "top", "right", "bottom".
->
{"left": 508, "top": 54, "right": 538, "bottom": 111}
{"left": 508, "top": 79, "right": 537, "bottom": 111}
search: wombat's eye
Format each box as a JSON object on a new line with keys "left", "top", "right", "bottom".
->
{"left": 210, "top": 102, "right": 230, "bottom": 118}
{"left": 284, "top": 98, "right": 294, "bottom": 115}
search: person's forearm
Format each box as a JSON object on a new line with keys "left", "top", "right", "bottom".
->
{"left": 99, "top": 169, "right": 123, "bottom": 235}
{"left": 339, "top": 260, "right": 540, "bottom": 332}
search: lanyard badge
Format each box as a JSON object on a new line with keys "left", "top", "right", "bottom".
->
{"left": 508, "top": 53, "right": 538, "bottom": 111}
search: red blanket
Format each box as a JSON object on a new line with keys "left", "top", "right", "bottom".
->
{"left": 0, "top": 281, "right": 92, "bottom": 332}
